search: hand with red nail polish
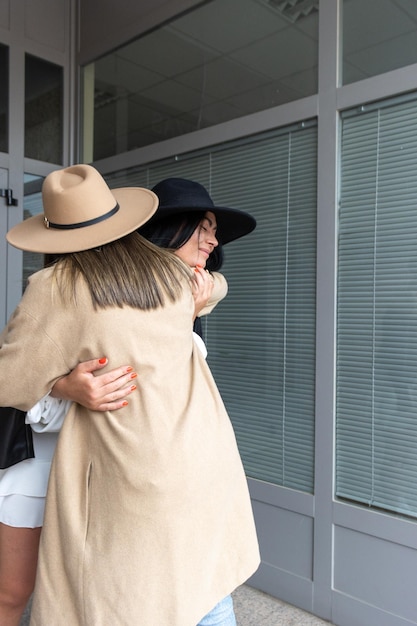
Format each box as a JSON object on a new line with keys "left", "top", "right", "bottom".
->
{"left": 51, "top": 357, "right": 138, "bottom": 411}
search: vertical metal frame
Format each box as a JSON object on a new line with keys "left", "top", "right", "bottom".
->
{"left": 313, "top": 0, "right": 341, "bottom": 619}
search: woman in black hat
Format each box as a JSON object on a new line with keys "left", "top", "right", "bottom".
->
{"left": 148, "top": 177, "right": 256, "bottom": 247}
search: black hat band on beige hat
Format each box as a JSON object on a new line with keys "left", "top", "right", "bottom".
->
{"left": 6, "top": 164, "right": 159, "bottom": 254}
{"left": 150, "top": 178, "right": 256, "bottom": 245}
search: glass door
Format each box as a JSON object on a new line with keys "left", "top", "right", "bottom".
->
{"left": 0, "top": 171, "right": 46, "bottom": 327}
{"left": 22, "top": 174, "right": 46, "bottom": 287}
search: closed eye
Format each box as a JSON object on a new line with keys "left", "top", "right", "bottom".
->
{"left": 200, "top": 218, "right": 217, "bottom": 235}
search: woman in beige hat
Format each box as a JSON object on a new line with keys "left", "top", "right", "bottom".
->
{"left": 0, "top": 164, "right": 260, "bottom": 625}
{"left": 0, "top": 176, "right": 255, "bottom": 626}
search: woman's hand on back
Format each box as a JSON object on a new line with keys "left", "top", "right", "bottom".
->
{"left": 51, "top": 358, "right": 138, "bottom": 411}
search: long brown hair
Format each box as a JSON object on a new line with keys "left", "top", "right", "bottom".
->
{"left": 53, "top": 231, "right": 192, "bottom": 310}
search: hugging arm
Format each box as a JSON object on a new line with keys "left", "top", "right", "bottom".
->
{"left": 192, "top": 266, "right": 215, "bottom": 318}
{"left": 195, "top": 270, "right": 228, "bottom": 317}
{"left": 51, "top": 358, "right": 138, "bottom": 411}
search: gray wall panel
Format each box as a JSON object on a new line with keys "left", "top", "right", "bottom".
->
{"left": 0, "top": 0, "right": 10, "bottom": 31}
{"left": 250, "top": 562, "right": 314, "bottom": 615}
{"left": 253, "top": 500, "right": 314, "bottom": 580}
{"left": 334, "top": 526, "right": 417, "bottom": 623}
{"left": 248, "top": 495, "right": 315, "bottom": 613}
{"left": 24, "top": 0, "right": 67, "bottom": 53}
{"left": 333, "top": 591, "right": 417, "bottom": 626}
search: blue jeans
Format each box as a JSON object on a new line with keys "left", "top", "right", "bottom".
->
{"left": 197, "top": 595, "right": 237, "bottom": 626}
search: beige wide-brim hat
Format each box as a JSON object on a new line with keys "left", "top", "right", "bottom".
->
{"left": 6, "top": 164, "right": 158, "bottom": 254}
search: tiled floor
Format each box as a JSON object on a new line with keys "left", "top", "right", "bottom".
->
{"left": 21, "top": 585, "right": 331, "bottom": 625}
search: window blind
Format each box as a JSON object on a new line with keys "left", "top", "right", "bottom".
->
{"left": 105, "top": 121, "right": 317, "bottom": 493}
{"left": 337, "top": 96, "right": 417, "bottom": 517}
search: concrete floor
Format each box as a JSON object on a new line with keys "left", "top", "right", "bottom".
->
{"left": 21, "top": 585, "right": 332, "bottom": 625}
{"left": 232, "top": 585, "right": 331, "bottom": 626}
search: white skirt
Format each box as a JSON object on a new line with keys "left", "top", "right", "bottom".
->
{"left": 0, "top": 397, "right": 69, "bottom": 528}
{"left": 0, "top": 431, "right": 58, "bottom": 528}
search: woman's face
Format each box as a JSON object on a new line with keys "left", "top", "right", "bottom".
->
{"left": 175, "top": 211, "right": 218, "bottom": 268}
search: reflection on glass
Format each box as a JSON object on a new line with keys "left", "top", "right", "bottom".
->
{"left": 25, "top": 54, "right": 63, "bottom": 164}
{"left": 22, "top": 174, "right": 45, "bottom": 291}
{"left": 343, "top": 0, "right": 417, "bottom": 85}
{"left": 0, "top": 44, "right": 8, "bottom": 153}
{"left": 82, "top": 0, "right": 319, "bottom": 160}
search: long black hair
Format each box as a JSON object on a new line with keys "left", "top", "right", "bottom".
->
{"left": 139, "top": 211, "right": 224, "bottom": 271}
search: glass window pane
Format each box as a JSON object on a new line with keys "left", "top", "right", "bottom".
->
{"left": 337, "top": 95, "right": 417, "bottom": 518}
{"left": 25, "top": 54, "right": 63, "bottom": 164}
{"left": 205, "top": 128, "right": 317, "bottom": 491}
{"left": 0, "top": 44, "right": 8, "bottom": 153}
{"left": 104, "top": 121, "right": 317, "bottom": 493}
{"left": 342, "top": 0, "right": 417, "bottom": 85}
{"left": 82, "top": 0, "right": 318, "bottom": 161}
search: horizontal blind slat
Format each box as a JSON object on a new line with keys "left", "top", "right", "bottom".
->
{"left": 337, "top": 95, "right": 417, "bottom": 518}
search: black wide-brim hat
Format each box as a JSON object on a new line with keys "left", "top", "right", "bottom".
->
{"left": 150, "top": 178, "right": 256, "bottom": 245}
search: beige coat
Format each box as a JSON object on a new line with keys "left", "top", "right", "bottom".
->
{"left": 0, "top": 266, "right": 260, "bottom": 625}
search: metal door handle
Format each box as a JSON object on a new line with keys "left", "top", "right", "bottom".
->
{"left": 0, "top": 189, "right": 18, "bottom": 206}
